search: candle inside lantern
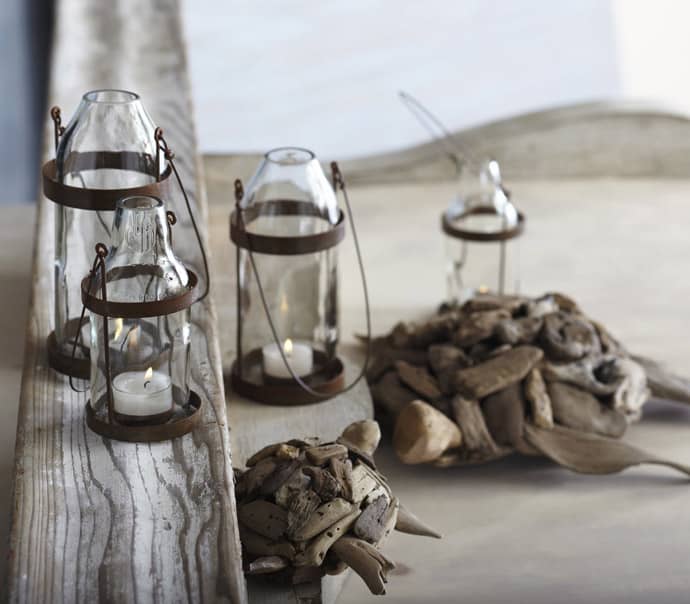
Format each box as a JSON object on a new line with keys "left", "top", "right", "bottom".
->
{"left": 112, "top": 366, "right": 173, "bottom": 417}
{"left": 262, "top": 338, "right": 313, "bottom": 379}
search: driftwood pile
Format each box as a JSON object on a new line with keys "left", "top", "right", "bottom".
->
{"left": 234, "top": 420, "right": 440, "bottom": 595}
{"left": 367, "top": 292, "right": 690, "bottom": 476}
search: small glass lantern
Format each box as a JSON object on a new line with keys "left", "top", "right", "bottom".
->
{"left": 230, "top": 147, "right": 369, "bottom": 405}
{"left": 81, "top": 195, "right": 201, "bottom": 442}
{"left": 42, "top": 89, "right": 170, "bottom": 378}
{"left": 443, "top": 159, "right": 525, "bottom": 303}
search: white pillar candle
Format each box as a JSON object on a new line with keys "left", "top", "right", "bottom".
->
{"left": 112, "top": 367, "right": 173, "bottom": 417}
{"left": 262, "top": 338, "right": 313, "bottom": 379}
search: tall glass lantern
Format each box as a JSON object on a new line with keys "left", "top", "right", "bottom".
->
{"left": 443, "top": 159, "right": 525, "bottom": 304}
{"left": 82, "top": 196, "right": 201, "bottom": 442}
{"left": 230, "top": 147, "right": 369, "bottom": 405}
{"left": 42, "top": 90, "right": 169, "bottom": 378}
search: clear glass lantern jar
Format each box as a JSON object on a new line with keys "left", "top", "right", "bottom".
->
{"left": 42, "top": 89, "right": 169, "bottom": 378}
{"left": 230, "top": 147, "right": 350, "bottom": 405}
{"left": 82, "top": 196, "right": 201, "bottom": 442}
{"left": 443, "top": 159, "right": 525, "bottom": 304}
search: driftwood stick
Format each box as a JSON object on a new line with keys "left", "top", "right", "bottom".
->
{"left": 633, "top": 355, "right": 690, "bottom": 406}
{"left": 525, "top": 424, "right": 690, "bottom": 477}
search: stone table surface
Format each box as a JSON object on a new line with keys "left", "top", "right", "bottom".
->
{"left": 4, "top": 173, "right": 690, "bottom": 602}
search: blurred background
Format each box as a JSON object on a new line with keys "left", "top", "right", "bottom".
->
{"left": 3, "top": 0, "right": 690, "bottom": 203}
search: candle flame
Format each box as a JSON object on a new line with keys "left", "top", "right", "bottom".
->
{"left": 113, "top": 318, "right": 123, "bottom": 340}
{"left": 129, "top": 325, "right": 139, "bottom": 349}
{"left": 280, "top": 293, "right": 288, "bottom": 314}
{"left": 283, "top": 338, "right": 293, "bottom": 356}
{"left": 145, "top": 367, "right": 153, "bottom": 380}
{"left": 478, "top": 284, "right": 489, "bottom": 294}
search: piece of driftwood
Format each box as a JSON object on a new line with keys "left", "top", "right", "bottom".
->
{"left": 234, "top": 420, "right": 440, "bottom": 596}
{"left": 337, "top": 101, "right": 690, "bottom": 184}
{"left": 394, "top": 400, "right": 462, "bottom": 464}
{"left": 366, "top": 292, "right": 690, "bottom": 478}
{"left": 7, "top": 0, "right": 247, "bottom": 602}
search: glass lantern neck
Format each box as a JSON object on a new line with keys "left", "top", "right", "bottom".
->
{"left": 55, "top": 88, "right": 162, "bottom": 184}
{"left": 105, "top": 196, "right": 189, "bottom": 301}
{"left": 239, "top": 146, "right": 339, "bottom": 225}
{"left": 453, "top": 158, "right": 519, "bottom": 230}
{"left": 82, "top": 89, "right": 141, "bottom": 104}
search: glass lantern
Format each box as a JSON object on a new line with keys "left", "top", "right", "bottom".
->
{"left": 443, "top": 159, "right": 525, "bottom": 304}
{"left": 81, "top": 196, "right": 201, "bottom": 442}
{"left": 42, "top": 89, "right": 170, "bottom": 378}
{"left": 230, "top": 147, "right": 363, "bottom": 405}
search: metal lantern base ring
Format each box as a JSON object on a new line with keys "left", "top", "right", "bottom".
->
{"left": 85, "top": 390, "right": 203, "bottom": 442}
{"left": 230, "top": 349, "right": 345, "bottom": 406}
{"left": 47, "top": 318, "right": 90, "bottom": 380}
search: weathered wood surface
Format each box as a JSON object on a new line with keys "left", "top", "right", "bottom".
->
{"left": 7, "top": 0, "right": 247, "bottom": 602}
{"left": 339, "top": 101, "right": 690, "bottom": 183}
{"left": 205, "top": 150, "right": 373, "bottom": 603}
{"left": 209, "top": 101, "right": 690, "bottom": 184}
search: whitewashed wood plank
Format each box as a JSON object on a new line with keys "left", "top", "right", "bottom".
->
{"left": 249, "top": 101, "right": 690, "bottom": 183}
{"left": 7, "top": 0, "right": 247, "bottom": 602}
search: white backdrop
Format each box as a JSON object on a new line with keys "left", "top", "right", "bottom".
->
{"left": 183, "top": 0, "right": 690, "bottom": 159}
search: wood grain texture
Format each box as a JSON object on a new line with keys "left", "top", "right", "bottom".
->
{"left": 7, "top": 0, "right": 247, "bottom": 602}
{"left": 336, "top": 101, "right": 690, "bottom": 183}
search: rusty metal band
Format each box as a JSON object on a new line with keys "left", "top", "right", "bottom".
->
{"left": 85, "top": 390, "right": 202, "bottom": 443}
{"left": 47, "top": 317, "right": 90, "bottom": 379}
{"left": 230, "top": 348, "right": 345, "bottom": 406}
{"left": 230, "top": 200, "right": 346, "bottom": 255}
{"left": 62, "top": 150, "right": 157, "bottom": 173}
{"left": 442, "top": 207, "right": 526, "bottom": 242}
{"left": 42, "top": 154, "right": 172, "bottom": 211}
{"left": 82, "top": 268, "right": 198, "bottom": 318}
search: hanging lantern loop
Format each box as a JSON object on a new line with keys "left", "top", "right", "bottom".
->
{"left": 67, "top": 243, "right": 108, "bottom": 394}
{"left": 154, "top": 128, "right": 210, "bottom": 303}
{"left": 50, "top": 105, "right": 65, "bottom": 152}
{"left": 233, "top": 161, "right": 372, "bottom": 400}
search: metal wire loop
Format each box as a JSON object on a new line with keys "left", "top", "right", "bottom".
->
{"left": 153, "top": 129, "right": 210, "bottom": 303}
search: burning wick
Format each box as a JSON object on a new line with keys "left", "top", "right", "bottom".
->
{"left": 113, "top": 317, "right": 124, "bottom": 340}
{"left": 284, "top": 338, "right": 293, "bottom": 357}
{"left": 144, "top": 366, "right": 153, "bottom": 390}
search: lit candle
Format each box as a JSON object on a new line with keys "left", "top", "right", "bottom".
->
{"left": 262, "top": 338, "right": 313, "bottom": 379}
{"left": 112, "top": 367, "right": 173, "bottom": 417}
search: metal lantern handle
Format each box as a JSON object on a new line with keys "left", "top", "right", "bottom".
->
{"left": 50, "top": 106, "right": 65, "bottom": 152}
{"left": 67, "top": 243, "right": 109, "bottom": 394}
{"left": 154, "top": 128, "right": 210, "bottom": 303}
{"left": 234, "top": 161, "right": 372, "bottom": 399}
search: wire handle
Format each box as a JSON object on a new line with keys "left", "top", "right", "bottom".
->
{"left": 154, "top": 128, "right": 210, "bottom": 303}
{"left": 50, "top": 106, "right": 65, "bottom": 153}
{"left": 68, "top": 244, "right": 108, "bottom": 393}
{"left": 234, "top": 161, "right": 371, "bottom": 399}
{"left": 398, "top": 90, "right": 485, "bottom": 174}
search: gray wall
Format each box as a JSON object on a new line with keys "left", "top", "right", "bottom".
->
{"left": 0, "top": 0, "right": 52, "bottom": 203}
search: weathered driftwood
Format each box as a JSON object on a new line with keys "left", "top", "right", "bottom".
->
{"left": 7, "top": 0, "right": 247, "bottom": 602}
{"left": 337, "top": 101, "right": 690, "bottom": 184}
{"left": 366, "top": 292, "right": 690, "bottom": 477}
{"left": 524, "top": 424, "right": 690, "bottom": 476}
{"left": 394, "top": 400, "right": 462, "bottom": 464}
{"left": 633, "top": 355, "right": 690, "bottom": 406}
{"left": 234, "top": 420, "right": 440, "bottom": 596}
